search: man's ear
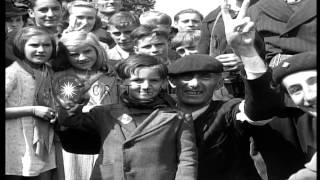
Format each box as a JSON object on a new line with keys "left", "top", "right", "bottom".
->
{"left": 168, "top": 77, "right": 177, "bottom": 88}
{"left": 28, "top": 9, "right": 35, "bottom": 18}
{"left": 214, "top": 77, "right": 224, "bottom": 90}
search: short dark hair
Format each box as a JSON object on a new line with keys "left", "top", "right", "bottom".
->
{"left": 28, "top": 0, "right": 62, "bottom": 9}
{"left": 131, "top": 24, "right": 169, "bottom": 46}
{"left": 173, "top": 9, "right": 203, "bottom": 22}
{"left": 13, "top": 26, "right": 57, "bottom": 60}
{"left": 115, "top": 54, "right": 168, "bottom": 80}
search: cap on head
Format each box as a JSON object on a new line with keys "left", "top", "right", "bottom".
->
{"left": 168, "top": 54, "right": 224, "bottom": 76}
{"left": 272, "top": 51, "right": 317, "bottom": 84}
{"left": 6, "top": 0, "right": 28, "bottom": 17}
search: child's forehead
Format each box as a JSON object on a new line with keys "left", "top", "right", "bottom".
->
{"left": 67, "top": 43, "right": 94, "bottom": 51}
{"left": 6, "top": 15, "right": 23, "bottom": 20}
{"left": 108, "top": 24, "right": 137, "bottom": 31}
{"left": 130, "top": 67, "right": 161, "bottom": 78}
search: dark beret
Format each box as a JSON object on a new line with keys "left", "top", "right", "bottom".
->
{"left": 168, "top": 54, "right": 223, "bottom": 76}
{"left": 272, "top": 52, "right": 316, "bottom": 84}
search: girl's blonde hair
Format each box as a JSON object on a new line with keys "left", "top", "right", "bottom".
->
{"left": 59, "top": 31, "right": 110, "bottom": 71}
{"left": 66, "top": 0, "right": 100, "bottom": 32}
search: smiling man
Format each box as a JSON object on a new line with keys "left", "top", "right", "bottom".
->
{"left": 168, "top": 53, "right": 282, "bottom": 179}
{"left": 167, "top": 0, "right": 286, "bottom": 179}
{"left": 28, "top": 0, "right": 62, "bottom": 34}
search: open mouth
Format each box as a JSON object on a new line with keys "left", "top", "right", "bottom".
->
{"left": 185, "top": 91, "right": 202, "bottom": 95}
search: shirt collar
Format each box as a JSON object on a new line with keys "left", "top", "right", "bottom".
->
{"left": 191, "top": 104, "right": 210, "bottom": 120}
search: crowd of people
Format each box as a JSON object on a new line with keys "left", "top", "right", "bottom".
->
{"left": 5, "top": 0, "right": 316, "bottom": 180}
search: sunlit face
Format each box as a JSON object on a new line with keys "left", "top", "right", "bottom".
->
{"left": 108, "top": 25, "right": 136, "bottom": 51}
{"left": 28, "top": 0, "right": 62, "bottom": 29}
{"left": 282, "top": 70, "right": 317, "bottom": 117}
{"left": 24, "top": 35, "right": 53, "bottom": 64}
{"left": 124, "top": 67, "right": 164, "bottom": 102}
{"left": 173, "top": 72, "right": 222, "bottom": 107}
{"left": 175, "top": 13, "right": 202, "bottom": 31}
{"left": 68, "top": 45, "right": 98, "bottom": 70}
{"left": 175, "top": 43, "right": 198, "bottom": 57}
{"left": 6, "top": 16, "right": 24, "bottom": 33}
{"left": 69, "top": 6, "right": 96, "bottom": 32}
{"left": 95, "top": 0, "right": 122, "bottom": 14}
{"left": 135, "top": 35, "right": 169, "bottom": 61}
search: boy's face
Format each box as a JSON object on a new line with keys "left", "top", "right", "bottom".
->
{"left": 282, "top": 70, "right": 317, "bottom": 117}
{"left": 108, "top": 24, "right": 136, "bottom": 51}
{"left": 134, "top": 35, "right": 169, "bottom": 61}
{"left": 28, "top": 0, "right": 62, "bottom": 29}
{"left": 124, "top": 67, "right": 164, "bottom": 101}
{"left": 69, "top": 6, "right": 96, "bottom": 32}
{"left": 6, "top": 16, "right": 24, "bottom": 33}
{"left": 172, "top": 72, "right": 222, "bottom": 108}
{"left": 175, "top": 43, "right": 198, "bottom": 57}
{"left": 175, "top": 13, "right": 202, "bottom": 31}
{"left": 95, "top": 0, "right": 122, "bottom": 15}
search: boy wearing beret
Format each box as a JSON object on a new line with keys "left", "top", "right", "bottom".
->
{"left": 168, "top": 0, "right": 283, "bottom": 179}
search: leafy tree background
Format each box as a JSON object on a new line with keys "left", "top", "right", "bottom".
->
{"left": 122, "top": 0, "right": 156, "bottom": 16}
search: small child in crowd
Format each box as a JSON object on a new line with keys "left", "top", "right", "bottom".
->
{"left": 171, "top": 30, "right": 201, "bottom": 57}
{"left": 106, "top": 11, "right": 140, "bottom": 63}
{"left": 55, "top": 31, "right": 119, "bottom": 180}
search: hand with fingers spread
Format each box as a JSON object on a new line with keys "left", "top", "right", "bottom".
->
{"left": 221, "top": 0, "right": 255, "bottom": 54}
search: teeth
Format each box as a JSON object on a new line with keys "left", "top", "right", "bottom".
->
{"left": 186, "top": 91, "right": 201, "bottom": 95}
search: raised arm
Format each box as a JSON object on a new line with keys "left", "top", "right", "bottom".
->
{"left": 221, "top": 0, "right": 284, "bottom": 121}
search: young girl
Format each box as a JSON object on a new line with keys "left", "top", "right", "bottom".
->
{"left": 56, "top": 54, "right": 198, "bottom": 180}
{"left": 54, "top": 31, "right": 119, "bottom": 180}
{"left": 62, "top": 1, "right": 110, "bottom": 52}
{"left": 6, "top": 26, "right": 58, "bottom": 180}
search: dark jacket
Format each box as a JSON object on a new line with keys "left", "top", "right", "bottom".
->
{"left": 6, "top": 30, "right": 19, "bottom": 67}
{"left": 192, "top": 71, "right": 284, "bottom": 180}
{"left": 197, "top": 7, "right": 232, "bottom": 57}
{"left": 57, "top": 95, "right": 198, "bottom": 180}
{"left": 198, "top": 0, "right": 263, "bottom": 57}
{"left": 250, "top": 108, "right": 316, "bottom": 180}
{"left": 248, "top": 0, "right": 316, "bottom": 63}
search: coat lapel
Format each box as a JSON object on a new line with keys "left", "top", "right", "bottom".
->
{"left": 283, "top": 0, "right": 316, "bottom": 34}
{"left": 257, "top": 0, "right": 293, "bottom": 22}
{"left": 126, "top": 109, "right": 177, "bottom": 142}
